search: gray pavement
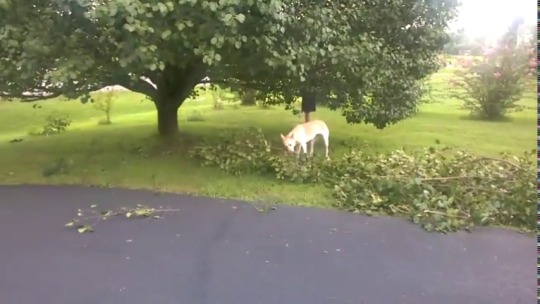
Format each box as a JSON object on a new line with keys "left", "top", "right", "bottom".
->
{"left": 0, "top": 185, "right": 535, "bottom": 304}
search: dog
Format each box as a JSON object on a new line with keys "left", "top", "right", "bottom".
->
{"left": 280, "top": 120, "right": 330, "bottom": 158}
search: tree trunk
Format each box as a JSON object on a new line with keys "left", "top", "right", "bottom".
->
{"left": 241, "top": 89, "right": 257, "bottom": 106}
{"left": 156, "top": 100, "right": 180, "bottom": 137}
{"left": 150, "top": 62, "right": 206, "bottom": 137}
{"left": 304, "top": 112, "right": 310, "bottom": 122}
{"left": 301, "top": 87, "right": 316, "bottom": 122}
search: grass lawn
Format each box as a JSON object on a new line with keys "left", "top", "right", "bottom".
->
{"left": 0, "top": 73, "right": 536, "bottom": 209}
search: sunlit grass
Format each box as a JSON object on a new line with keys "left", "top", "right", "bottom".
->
{"left": 0, "top": 70, "right": 536, "bottom": 207}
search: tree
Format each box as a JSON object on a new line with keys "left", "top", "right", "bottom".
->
{"left": 238, "top": 88, "right": 258, "bottom": 106}
{"left": 93, "top": 90, "right": 115, "bottom": 124}
{"left": 443, "top": 28, "right": 467, "bottom": 55}
{"left": 449, "top": 17, "right": 532, "bottom": 119}
{"left": 0, "top": 0, "right": 459, "bottom": 137}
{"left": 443, "top": 29, "right": 488, "bottom": 56}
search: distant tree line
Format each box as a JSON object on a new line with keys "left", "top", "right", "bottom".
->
{"left": 444, "top": 22, "right": 535, "bottom": 56}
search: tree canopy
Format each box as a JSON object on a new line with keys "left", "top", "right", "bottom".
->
{"left": 0, "top": 0, "right": 459, "bottom": 136}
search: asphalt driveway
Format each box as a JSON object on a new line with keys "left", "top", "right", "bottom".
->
{"left": 0, "top": 185, "right": 535, "bottom": 304}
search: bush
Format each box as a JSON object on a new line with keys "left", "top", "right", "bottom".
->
{"left": 189, "top": 129, "right": 536, "bottom": 233}
{"left": 93, "top": 91, "right": 115, "bottom": 124}
{"left": 209, "top": 87, "right": 227, "bottom": 110}
{"left": 189, "top": 128, "right": 273, "bottom": 175}
{"left": 185, "top": 110, "right": 206, "bottom": 122}
{"left": 42, "top": 157, "right": 72, "bottom": 177}
{"left": 449, "top": 42, "right": 532, "bottom": 120}
{"left": 233, "top": 88, "right": 274, "bottom": 108}
{"left": 29, "top": 112, "right": 72, "bottom": 136}
{"left": 213, "top": 98, "right": 225, "bottom": 110}
{"left": 271, "top": 155, "right": 332, "bottom": 183}
{"left": 330, "top": 148, "right": 535, "bottom": 232}
{"left": 239, "top": 89, "right": 258, "bottom": 106}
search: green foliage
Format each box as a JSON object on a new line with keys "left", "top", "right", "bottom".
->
{"left": 9, "top": 138, "right": 23, "bottom": 144}
{"left": 450, "top": 49, "right": 530, "bottom": 120}
{"left": 331, "top": 148, "right": 535, "bottom": 232}
{"left": 271, "top": 155, "right": 331, "bottom": 183}
{"left": 206, "top": 85, "right": 223, "bottom": 110}
{"left": 42, "top": 157, "right": 72, "bottom": 177}
{"left": 65, "top": 203, "right": 180, "bottom": 233}
{"left": 449, "top": 19, "right": 533, "bottom": 120}
{"left": 189, "top": 128, "right": 273, "bottom": 175}
{"left": 0, "top": 0, "right": 459, "bottom": 136}
{"left": 29, "top": 112, "right": 72, "bottom": 136}
{"left": 190, "top": 129, "right": 536, "bottom": 233}
{"left": 93, "top": 91, "right": 115, "bottom": 124}
{"left": 238, "top": 88, "right": 258, "bottom": 106}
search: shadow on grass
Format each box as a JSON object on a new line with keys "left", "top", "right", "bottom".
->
{"left": 457, "top": 113, "right": 516, "bottom": 123}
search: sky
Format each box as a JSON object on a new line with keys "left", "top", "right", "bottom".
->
{"left": 449, "top": 0, "right": 536, "bottom": 38}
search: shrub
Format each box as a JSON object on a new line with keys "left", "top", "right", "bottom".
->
{"left": 239, "top": 89, "right": 258, "bottom": 106}
{"left": 256, "top": 100, "right": 272, "bottom": 109}
{"left": 42, "top": 157, "right": 72, "bottom": 177}
{"left": 29, "top": 112, "right": 72, "bottom": 136}
{"left": 189, "top": 128, "right": 274, "bottom": 175}
{"left": 271, "top": 155, "right": 332, "bottom": 183}
{"left": 449, "top": 42, "right": 532, "bottom": 120}
{"left": 330, "top": 148, "right": 535, "bottom": 232}
{"left": 93, "top": 91, "right": 115, "bottom": 124}
{"left": 213, "top": 98, "right": 225, "bottom": 110}
{"left": 209, "top": 86, "right": 228, "bottom": 110}
{"left": 185, "top": 110, "right": 206, "bottom": 122}
{"left": 234, "top": 88, "right": 274, "bottom": 108}
{"left": 189, "top": 129, "right": 536, "bottom": 233}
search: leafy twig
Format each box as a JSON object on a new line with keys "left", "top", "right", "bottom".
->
{"left": 65, "top": 204, "right": 180, "bottom": 233}
{"left": 469, "top": 156, "right": 523, "bottom": 171}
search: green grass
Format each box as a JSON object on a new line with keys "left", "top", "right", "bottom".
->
{"left": 0, "top": 75, "right": 536, "bottom": 208}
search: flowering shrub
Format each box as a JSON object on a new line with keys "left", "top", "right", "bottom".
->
{"left": 449, "top": 42, "right": 532, "bottom": 120}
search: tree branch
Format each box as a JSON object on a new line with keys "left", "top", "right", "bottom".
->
{"left": 0, "top": 91, "right": 63, "bottom": 101}
{"left": 200, "top": 77, "right": 289, "bottom": 93}
{"left": 113, "top": 74, "right": 158, "bottom": 100}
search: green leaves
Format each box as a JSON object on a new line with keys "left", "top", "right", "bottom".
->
{"left": 190, "top": 130, "right": 536, "bottom": 234}
{"left": 161, "top": 29, "right": 172, "bottom": 39}
{"left": 449, "top": 41, "right": 532, "bottom": 120}
{"left": 65, "top": 203, "right": 180, "bottom": 233}
{"left": 0, "top": 0, "right": 459, "bottom": 132}
{"left": 223, "top": 13, "right": 233, "bottom": 23}
{"left": 77, "top": 225, "right": 94, "bottom": 234}
{"left": 189, "top": 127, "right": 274, "bottom": 175}
{"left": 235, "top": 13, "right": 246, "bottom": 23}
{"left": 156, "top": 2, "right": 170, "bottom": 14}
{"left": 330, "top": 148, "right": 536, "bottom": 233}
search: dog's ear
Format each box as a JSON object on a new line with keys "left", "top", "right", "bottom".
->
{"left": 280, "top": 133, "right": 285, "bottom": 140}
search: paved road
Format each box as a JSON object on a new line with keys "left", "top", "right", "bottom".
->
{"left": 0, "top": 185, "right": 535, "bottom": 304}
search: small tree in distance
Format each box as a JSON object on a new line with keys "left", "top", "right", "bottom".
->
{"left": 449, "top": 18, "right": 534, "bottom": 120}
{"left": 93, "top": 90, "right": 116, "bottom": 125}
{"left": 239, "top": 89, "right": 258, "bottom": 106}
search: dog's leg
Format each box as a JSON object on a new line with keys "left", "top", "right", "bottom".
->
{"left": 300, "top": 142, "right": 308, "bottom": 154}
{"left": 322, "top": 133, "right": 329, "bottom": 159}
{"left": 309, "top": 138, "right": 316, "bottom": 156}
{"left": 295, "top": 144, "right": 301, "bottom": 157}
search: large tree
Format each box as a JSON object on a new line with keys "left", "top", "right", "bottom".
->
{"left": 0, "top": 0, "right": 458, "bottom": 137}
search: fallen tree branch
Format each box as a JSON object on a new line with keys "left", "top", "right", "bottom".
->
{"left": 65, "top": 204, "right": 180, "bottom": 233}
{"left": 469, "top": 156, "right": 524, "bottom": 171}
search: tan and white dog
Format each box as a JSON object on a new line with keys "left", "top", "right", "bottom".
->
{"left": 280, "top": 120, "right": 330, "bottom": 158}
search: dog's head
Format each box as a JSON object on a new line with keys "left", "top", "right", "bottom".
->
{"left": 280, "top": 134, "right": 296, "bottom": 153}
